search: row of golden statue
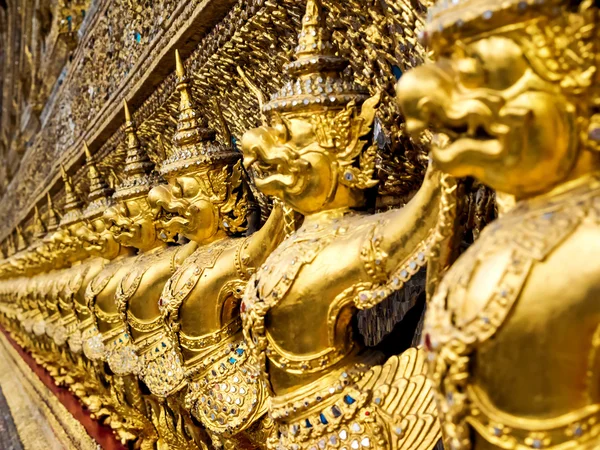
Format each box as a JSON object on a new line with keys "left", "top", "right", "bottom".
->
{"left": 0, "top": 0, "right": 599, "bottom": 449}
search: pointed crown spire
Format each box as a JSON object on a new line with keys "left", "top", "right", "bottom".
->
{"left": 15, "top": 226, "right": 27, "bottom": 252}
{"left": 264, "top": 0, "right": 368, "bottom": 114}
{"left": 59, "top": 164, "right": 84, "bottom": 227}
{"left": 33, "top": 206, "right": 47, "bottom": 240}
{"left": 46, "top": 193, "right": 61, "bottom": 232}
{"left": 113, "top": 100, "right": 159, "bottom": 200}
{"left": 83, "top": 141, "right": 114, "bottom": 220}
{"left": 6, "top": 234, "right": 15, "bottom": 257}
{"left": 159, "top": 50, "right": 238, "bottom": 177}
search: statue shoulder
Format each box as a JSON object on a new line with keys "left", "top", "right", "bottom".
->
{"left": 173, "top": 241, "right": 198, "bottom": 267}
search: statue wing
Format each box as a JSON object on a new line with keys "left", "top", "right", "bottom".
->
{"left": 359, "top": 347, "right": 441, "bottom": 450}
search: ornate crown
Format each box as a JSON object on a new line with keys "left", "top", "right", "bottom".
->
{"left": 159, "top": 50, "right": 239, "bottom": 177}
{"left": 15, "top": 226, "right": 27, "bottom": 252}
{"left": 59, "top": 165, "right": 84, "bottom": 227}
{"left": 113, "top": 101, "right": 161, "bottom": 201}
{"left": 263, "top": 0, "right": 369, "bottom": 114}
{"left": 426, "top": 0, "right": 587, "bottom": 45}
{"left": 82, "top": 142, "right": 115, "bottom": 220}
{"left": 32, "top": 206, "right": 47, "bottom": 240}
{"left": 45, "top": 193, "right": 61, "bottom": 233}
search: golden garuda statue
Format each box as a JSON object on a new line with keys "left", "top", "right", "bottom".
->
{"left": 397, "top": 0, "right": 600, "bottom": 449}
{"left": 78, "top": 141, "right": 135, "bottom": 360}
{"left": 100, "top": 100, "right": 195, "bottom": 380}
{"left": 143, "top": 50, "right": 286, "bottom": 449}
{"left": 45, "top": 168, "right": 87, "bottom": 348}
{"left": 239, "top": 1, "right": 445, "bottom": 449}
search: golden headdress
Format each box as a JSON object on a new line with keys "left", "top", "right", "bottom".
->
{"left": 263, "top": 0, "right": 369, "bottom": 114}
{"left": 425, "top": 0, "right": 598, "bottom": 53}
{"left": 15, "top": 226, "right": 27, "bottom": 252}
{"left": 5, "top": 234, "right": 15, "bottom": 257}
{"left": 82, "top": 142, "right": 114, "bottom": 220}
{"left": 59, "top": 164, "right": 84, "bottom": 227}
{"left": 426, "top": 0, "right": 561, "bottom": 36}
{"left": 113, "top": 101, "right": 160, "bottom": 200}
{"left": 45, "top": 193, "right": 61, "bottom": 232}
{"left": 159, "top": 50, "right": 239, "bottom": 176}
{"left": 32, "top": 206, "right": 47, "bottom": 240}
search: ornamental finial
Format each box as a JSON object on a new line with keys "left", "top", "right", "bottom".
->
{"left": 32, "top": 206, "right": 47, "bottom": 240}
{"left": 46, "top": 193, "right": 61, "bottom": 232}
{"left": 83, "top": 141, "right": 114, "bottom": 220}
{"left": 113, "top": 101, "right": 159, "bottom": 200}
{"left": 59, "top": 164, "right": 84, "bottom": 227}
{"left": 158, "top": 50, "right": 238, "bottom": 177}
{"left": 15, "top": 226, "right": 27, "bottom": 252}
{"left": 264, "top": 0, "right": 368, "bottom": 114}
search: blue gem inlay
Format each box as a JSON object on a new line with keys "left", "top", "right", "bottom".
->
{"left": 228, "top": 357, "right": 237, "bottom": 364}
{"left": 319, "top": 413, "right": 328, "bottom": 425}
{"left": 305, "top": 419, "right": 313, "bottom": 428}
{"left": 344, "top": 395, "right": 356, "bottom": 405}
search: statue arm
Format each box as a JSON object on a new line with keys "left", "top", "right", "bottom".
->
{"left": 237, "top": 200, "right": 287, "bottom": 277}
{"left": 173, "top": 241, "right": 199, "bottom": 267}
{"left": 373, "top": 164, "right": 444, "bottom": 281}
{"left": 352, "top": 164, "right": 447, "bottom": 310}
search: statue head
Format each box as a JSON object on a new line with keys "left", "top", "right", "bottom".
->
{"left": 240, "top": 0, "right": 380, "bottom": 216}
{"left": 148, "top": 51, "right": 248, "bottom": 243}
{"left": 103, "top": 101, "right": 163, "bottom": 252}
{"left": 78, "top": 142, "right": 122, "bottom": 259}
{"left": 397, "top": 0, "right": 600, "bottom": 199}
{"left": 32, "top": 241, "right": 54, "bottom": 269}
{"left": 56, "top": 164, "right": 89, "bottom": 262}
{"left": 44, "top": 228, "right": 74, "bottom": 265}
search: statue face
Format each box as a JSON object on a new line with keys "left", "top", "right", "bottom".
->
{"left": 397, "top": 35, "right": 578, "bottom": 198}
{"left": 66, "top": 221, "right": 89, "bottom": 261}
{"left": 103, "top": 196, "right": 158, "bottom": 251}
{"left": 148, "top": 173, "right": 218, "bottom": 243}
{"left": 45, "top": 229, "right": 75, "bottom": 263}
{"left": 36, "top": 241, "right": 57, "bottom": 269}
{"left": 77, "top": 218, "right": 120, "bottom": 259}
{"left": 241, "top": 118, "right": 336, "bottom": 215}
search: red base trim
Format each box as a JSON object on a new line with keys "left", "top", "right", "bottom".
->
{"left": 0, "top": 326, "right": 127, "bottom": 450}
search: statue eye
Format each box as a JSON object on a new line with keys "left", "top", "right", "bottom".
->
{"left": 456, "top": 57, "right": 484, "bottom": 88}
{"left": 178, "top": 178, "right": 199, "bottom": 198}
{"left": 171, "top": 183, "right": 182, "bottom": 198}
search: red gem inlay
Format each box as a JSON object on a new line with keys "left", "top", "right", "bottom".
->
{"left": 424, "top": 333, "right": 432, "bottom": 351}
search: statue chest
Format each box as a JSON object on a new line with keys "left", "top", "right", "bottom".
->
{"left": 425, "top": 188, "right": 600, "bottom": 450}
{"left": 118, "top": 247, "right": 178, "bottom": 324}
{"left": 242, "top": 213, "right": 378, "bottom": 385}
{"left": 162, "top": 238, "right": 242, "bottom": 338}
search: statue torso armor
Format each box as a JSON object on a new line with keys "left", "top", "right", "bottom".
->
{"left": 104, "top": 245, "right": 184, "bottom": 376}
{"left": 425, "top": 175, "right": 600, "bottom": 450}
{"left": 55, "top": 261, "right": 95, "bottom": 348}
{"left": 140, "top": 237, "right": 268, "bottom": 441}
{"left": 45, "top": 270, "right": 67, "bottom": 342}
{"left": 82, "top": 254, "right": 136, "bottom": 362}
{"left": 66, "top": 257, "right": 106, "bottom": 354}
{"left": 243, "top": 208, "right": 440, "bottom": 450}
